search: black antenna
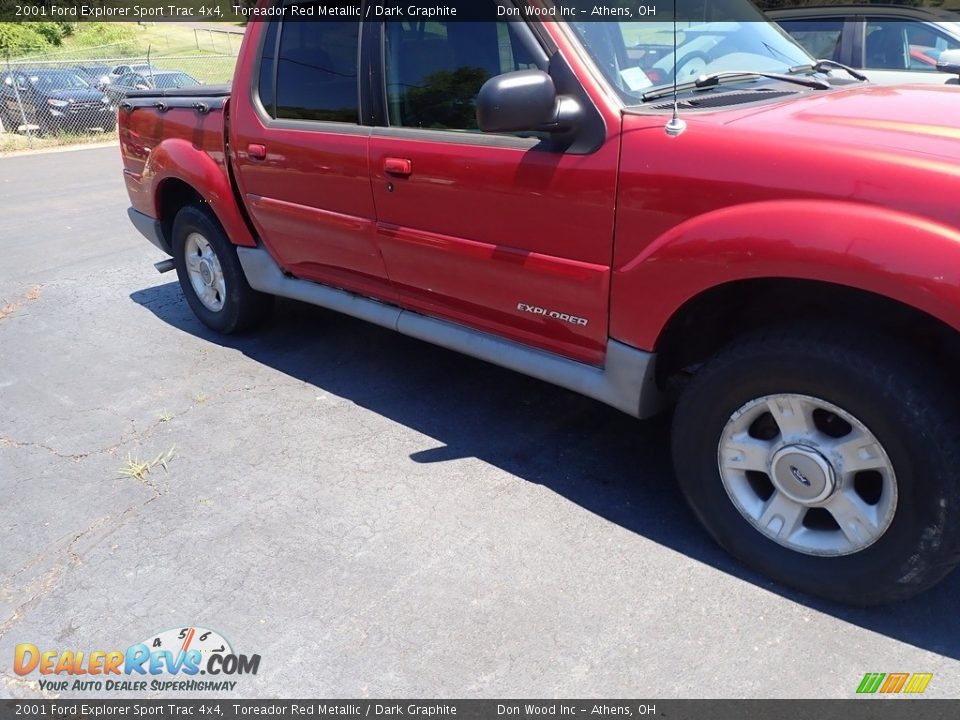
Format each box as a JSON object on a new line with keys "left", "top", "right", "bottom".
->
{"left": 665, "top": 0, "right": 687, "bottom": 137}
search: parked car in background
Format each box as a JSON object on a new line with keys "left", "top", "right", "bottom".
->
{"left": 73, "top": 64, "right": 115, "bottom": 90}
{"left": 770, "top": 5, "right": 960, "bottom": 84}
{"left": 104, "top": 70, "right": 201, "bottom": 104}
{"left": 107, "top": 62, "right": 156, "bottom": 84}
{"left": 0, "top": 68, "right": 114, "bottom": 134}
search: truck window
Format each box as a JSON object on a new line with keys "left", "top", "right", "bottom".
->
{"left": 384, "top": 8, "right": 538, "bottom": 131}
{"left": 257, "top": 17, "right": 279, "bottom": 117}
{"left": 274, "top": 6, "right": 360, "bottom": 123}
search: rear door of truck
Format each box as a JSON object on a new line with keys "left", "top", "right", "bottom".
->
{"left": 229, "top": 3, "right": 395, "bottom": 302}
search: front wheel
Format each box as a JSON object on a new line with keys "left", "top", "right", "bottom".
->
{"left": 172, "top": 204, "right": 272, "bottom": 334}
{"left": 672, "top": 324, "right": 960, "bottom": 604}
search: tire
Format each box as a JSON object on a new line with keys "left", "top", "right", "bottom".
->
{"left": 172, "top": 204, "right": 273, "bottom": 334}
{"left": 672, "top": 323, "right": 960, "bottom": 605}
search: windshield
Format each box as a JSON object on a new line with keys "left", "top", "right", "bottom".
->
{"left": 563, "top": 0, "right": 812, "bottom": 102}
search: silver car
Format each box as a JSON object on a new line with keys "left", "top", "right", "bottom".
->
{"left": 769, "top": 4, "right": 960, "bottom": 84}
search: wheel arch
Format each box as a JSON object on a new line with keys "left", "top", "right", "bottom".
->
{"left": 612, "top": 199, "right": 960, "bottom": 357}
{"left": 653, "top": 277, "right": 960, "bottom": 389}
{"left": 146, "top": 137, "right": 256, "bottom": 250}
{"left": 156, "top": 178, "right": 205, "bottom": 253}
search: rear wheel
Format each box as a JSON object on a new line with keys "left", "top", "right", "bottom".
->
{"left": 672, "top": 324, "right": 960, "bottom": 604}
{"left": 172, "top": 205, "right": 272, "bottom": 334}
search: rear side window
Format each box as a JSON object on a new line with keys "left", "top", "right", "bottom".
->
{"left": 273, "top": 5, "right": 360, "bottom": 123}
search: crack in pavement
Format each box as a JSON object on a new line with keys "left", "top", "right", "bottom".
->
{"left": 0, "top": 284, "right": 42, "bottom": 323}
{"left": 0, "top": 500, "right": 159, "bottom": 645}
{"left": 0, "top": 403, "right": 194, "bottom": 463}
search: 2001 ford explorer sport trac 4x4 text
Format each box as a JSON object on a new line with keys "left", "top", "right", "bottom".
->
{"left": 121, "top": 0, "right": 960, "bottom": 605}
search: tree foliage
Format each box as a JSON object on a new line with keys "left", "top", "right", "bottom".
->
{"left": 0, "top": 23, "right": 49, "bottom": 57}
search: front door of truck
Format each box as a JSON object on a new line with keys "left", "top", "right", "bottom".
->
{"left": 367, "top": 7, "right": 620, "bottom": 365}
{"left": 230, "top": 4, "right": 393, "bottom": 301}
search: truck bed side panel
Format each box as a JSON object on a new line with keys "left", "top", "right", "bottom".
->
{"left": 119, "top": 98, "right": 255, "bottom": 250}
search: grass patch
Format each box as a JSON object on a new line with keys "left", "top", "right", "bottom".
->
{"left": 118, "top": 446, "right": 177, "bottom": 481}
{"left": 151, "top": 55, "right": 237, "bottom": 85}
{"left": 0, "top": 128, "right": 115, "bottom": 155}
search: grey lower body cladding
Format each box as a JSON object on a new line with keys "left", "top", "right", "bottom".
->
{"left": 237, "top": 246, "right": 663, "bottom": 418}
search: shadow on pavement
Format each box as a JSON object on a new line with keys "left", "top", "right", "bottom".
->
{"left": 132, "top": 280, "right": 960, "bottom": 661}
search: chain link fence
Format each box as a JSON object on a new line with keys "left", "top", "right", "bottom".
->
{"left": 0, "top": 43, "right": 238, "bottom": 149}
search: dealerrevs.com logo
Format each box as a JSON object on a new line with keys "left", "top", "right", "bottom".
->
{"left": 14, "top": 626, "right": 260, "bottom": 693}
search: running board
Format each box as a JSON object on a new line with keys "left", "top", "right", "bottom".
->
{"left": 237, "top": 247, "right": 663, "bottom": 418}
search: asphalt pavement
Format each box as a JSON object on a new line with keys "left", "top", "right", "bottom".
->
{"left": 2, "top": 145, "right": 960, "bottom": 699}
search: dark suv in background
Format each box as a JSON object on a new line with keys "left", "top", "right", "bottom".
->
{"left": 0, "top": 68, "right": 115, "bottom": 134}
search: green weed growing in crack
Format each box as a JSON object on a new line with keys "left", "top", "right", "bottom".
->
{"left": 118, "top": 446, "right": 177, "bottom": 481}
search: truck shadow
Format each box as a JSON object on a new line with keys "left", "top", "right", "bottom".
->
{"left": 132, "top": 281, "right": 960, "bottom": 661}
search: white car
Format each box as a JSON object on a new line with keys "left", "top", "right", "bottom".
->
{"left": 769, "top": 4, "right": 960, "bottom": 84}
{"left": 104, "top": 63, "right": 157, "bottom": 87}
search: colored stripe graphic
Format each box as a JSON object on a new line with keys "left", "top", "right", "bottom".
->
{"left": 857, "top": 673, "right": 885, "bottom": 694}
{"left": 857, "top": 672, "right": 933, "bottom": 694}
{"left": 880, "top": 673, "right": 909, "bottom": 693}
{"left": 903, "top": 673, "right": 934, "bottom": 694}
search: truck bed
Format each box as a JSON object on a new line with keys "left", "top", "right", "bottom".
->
{"left": 119, "top": 84, "right": 254, "bottom": 253}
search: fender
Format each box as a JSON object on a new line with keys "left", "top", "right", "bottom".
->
{"left": 610, "top": 200, "right": 960, "bottom": 350}
{"left": 140, "top": 136, "right": 255, "bottom": 248}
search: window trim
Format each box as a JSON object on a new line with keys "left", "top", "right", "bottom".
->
{"left": 249, "top": 0, "right": 371, "bottom": 135}
{"left": 376, "top": 2, "right": 552, "bottom": 134}
{"left": 368, "top": 0, "right": 600, "bottom": 152}
{"left": 246, "top": 0, "right": 605, "bottom": 150}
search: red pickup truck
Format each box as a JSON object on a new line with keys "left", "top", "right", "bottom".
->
{"left": 121, "top": 1, "right": 960, "bottom": 604}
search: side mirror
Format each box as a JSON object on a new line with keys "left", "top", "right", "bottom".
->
{"left": 477, "top": 69, "right": 581, "bottom": 134}
{"left": 937, "top": 48, "right": 960, "bottom": 76}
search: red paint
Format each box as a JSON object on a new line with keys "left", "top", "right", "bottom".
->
{"left": 120, "top": 13, "right": 960, "bottom": 366}
{"left": 611, "top": 86, "right": 960, "bottom": 349}
{"left": 120, "top": 100, "right": 255, "bottom": 248}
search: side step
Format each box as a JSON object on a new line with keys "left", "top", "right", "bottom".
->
{"left": 237, "top": 246, "right": 663, "bottom": 418}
